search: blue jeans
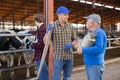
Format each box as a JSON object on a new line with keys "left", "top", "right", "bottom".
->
{"left": 52, "top": 59, "right": 73, "bottom": 80}
{"left": 36, "top": 60, "right": 48, "bottom": 80}
{"left": 85, "top": 65, "right": 105, "bottom": 80}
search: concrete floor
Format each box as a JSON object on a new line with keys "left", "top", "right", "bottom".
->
{"left": 71, "top": 57, "right": 120, "bottom": 80}
{"left": 0, "top": 57, "right": 120, "bottom": 80}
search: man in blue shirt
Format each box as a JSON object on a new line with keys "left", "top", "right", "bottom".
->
{"left": 77, "top": 14, "right": 107, "bottom": 80}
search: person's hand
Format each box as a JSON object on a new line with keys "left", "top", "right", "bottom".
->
{"left": 48, "top": 24, "right": 53, "bottom": 30}
{"left": 64, "top": 43, "right": 72, "bottom": 51}
{"left": 29, "top": 46, "right": 34, "bottom": 51}
{"left": 47, "top": 24, "right": 54, "bottom": 32}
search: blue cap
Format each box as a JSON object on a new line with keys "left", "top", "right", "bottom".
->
{"left": 56, "top": 6, "right": 70, "bottom": 14}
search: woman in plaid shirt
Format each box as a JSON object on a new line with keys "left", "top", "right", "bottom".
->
{"left": 29, "top": 14, "right": 49, "bottom": 80}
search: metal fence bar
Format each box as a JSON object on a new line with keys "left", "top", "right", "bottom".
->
{"left": 0, "top": 33, "right": 35, "bottom": 79}
{"left": 0, "top": 63, "right": 35, "bottom": 72}
{"left": 107, "top": 37, "right": 120, "bottom": 40}
{"left": 0, "top": 49, "right": 32, "bottom": 54}
{"left": 106, "top": 46, "right": 120, "bottom": 49}
{"left": 107, "top": 37, "right": 120, "bottom": 48}
{"left": 0, "top": 34, "right": 32, "bottom": 37}
{"left": 0, "top": 37, "right": 119, "bottom": 54}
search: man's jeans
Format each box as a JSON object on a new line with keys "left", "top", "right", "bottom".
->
{"left": 52, "top": 59, "right": 73, "bottom": 80}
{"left": 85, "top": 64, "right": 105, "bottom": 80}
{"left": 36, "top": 60, "right": 48, "bottom": 80}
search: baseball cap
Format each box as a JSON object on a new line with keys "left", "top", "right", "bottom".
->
{"left": 84, "top": 14, "right": 101, "bottom": 25}
{"left": 56, "top": 6, "right": 70, "bottom": 14}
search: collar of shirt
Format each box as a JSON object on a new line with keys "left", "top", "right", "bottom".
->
{"left": 37, "top": 23, "right": 44, "bottom": 29}
{"left": 56, "top": 20, "right": 69, "bottom": 28}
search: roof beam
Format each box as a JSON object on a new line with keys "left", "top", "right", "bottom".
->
{"left": 4, "top": 0, "right": 33, "bottom": 18}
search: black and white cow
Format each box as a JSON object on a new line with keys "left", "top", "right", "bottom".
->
{"left": 17, "top": 30, "right": 35, "bottom": 65}
{"left": 0, "top": 29, "right": 22, "bottom": 67}
{"left": 0, "top": 29, "right": 36, "bottom": 78}
{"left": 17, "top": 30, "right": 35, "bottom": 78}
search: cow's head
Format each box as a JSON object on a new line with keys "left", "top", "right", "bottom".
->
{"left": 0, "top": 30, "right": 22, "bottom": 50}
{"left": 18, "top": 30, "right": 36, "bottom": 49}
{"left": 22, "top": 36, "right": 36, "bottom": 49}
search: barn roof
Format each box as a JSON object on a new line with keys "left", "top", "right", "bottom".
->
{"left": 0, "top": 0, "right": 120, "bottom": 26}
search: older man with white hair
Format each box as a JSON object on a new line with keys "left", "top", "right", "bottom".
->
{"left": 77, "top": 14, "right": 107, "bottom": 80}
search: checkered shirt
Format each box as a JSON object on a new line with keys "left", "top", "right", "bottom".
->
{"left": 50, "top": 20, "right": 77, "bottom": 60}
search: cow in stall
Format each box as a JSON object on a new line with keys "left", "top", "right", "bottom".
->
{"left": 17, "top": 30, "right": 35, "bottom": 78}
{"left": 0, "top": 29, "right": 36, "bottom": 78}
{"left": 107, "top": 33, "right": 120, "bottom": 46}
{"left": 112, "top": 39, "right": 120, "bottom": 46}
{"left": 0, "top": 29, "right": 22, "bottom": 79}
{"left": 0, "top": 29, "right": 22, "bottom": 67}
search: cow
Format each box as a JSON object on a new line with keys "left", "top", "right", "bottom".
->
{"left": 0, "top": 29, "right": 36, "bottom": 78}
{"left": 112, "top": 39, "right": 120, "bottom": 46}
{"left": 0, "top": 29, "right": 22, "bottom": 67}
{"left": 17, "top": 30, "right": 35, "bottom": 78}
{"left": 0, "top": 29, "right": 22, "bottom": 79}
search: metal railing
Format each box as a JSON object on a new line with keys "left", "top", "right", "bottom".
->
{"left": 0, "top": 49, "right": 30, "bottom": 54}
{"left": 0, "top": 34, "right": 32, "bottom": 37}
{"left": 0, "top": 33, "right": 35, "bottom": 79}
{"left": 0, "top": 33, "right": 120, "bottom": 80}
{"left": 107, "top": 37, "right": 120, "bottom": 48}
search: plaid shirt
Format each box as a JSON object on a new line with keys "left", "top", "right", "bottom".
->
{"left": 29, "top": 24, "right": 49, "bottom": 61}
{"left": 50, "top": 20, "right": 77, "bottom": 60}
